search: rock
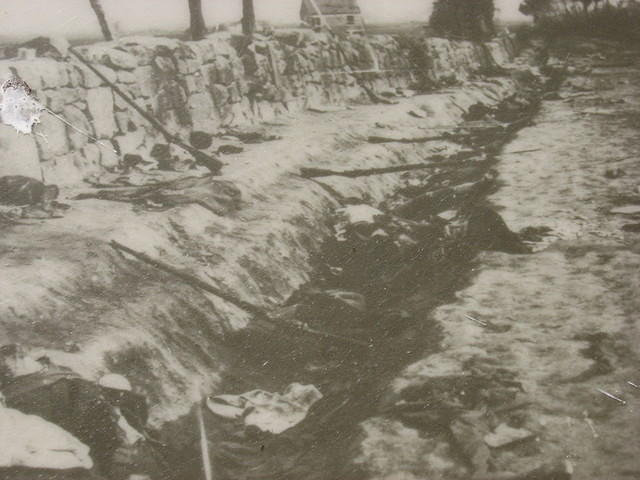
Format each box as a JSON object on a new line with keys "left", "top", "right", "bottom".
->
{"left": 217, "top": 144, "right": 244, "bottom": 155}
{"left": 484, "top": 423, "right": 535, "bottom": 448}
{"left": 97, "top": 142, "right": 119, "bottom": 169}
{"left": 206, "top": 383, "right": 322, "bottom": 434}
{"left": 18, "top": 36, "right": 69, "bottom": 60}
{"left": 86, "top": 88, "right": 116, "bottom": 139}
{"left": 189, "top": 131, "right": 213, "bottom": 150}
{"left": 465, "top": 102, "right": 493, "bottom": 121}
{"left": 62, "top": 104, "right": 94, "bottom": 151}
{"left": 96, "top": 49, "right": 138, "bottom": 71}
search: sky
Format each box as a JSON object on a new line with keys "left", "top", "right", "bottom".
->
{"left": 0, "top": 1, "right": 527, "bottom": 41}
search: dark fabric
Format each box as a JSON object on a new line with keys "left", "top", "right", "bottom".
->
{"left": 3, "top": 375, "right": 120, "bottom": 474}
{"left": 0, "top": 176, "right": 46, "bottom": 206}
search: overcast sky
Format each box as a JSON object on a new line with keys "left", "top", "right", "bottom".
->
{"left": 0, "top": 1, "right": 527, "bottom": 41}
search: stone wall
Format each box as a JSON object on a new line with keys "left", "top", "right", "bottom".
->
{"left": 0, "top": 31, "right": 517, "bottom": 185}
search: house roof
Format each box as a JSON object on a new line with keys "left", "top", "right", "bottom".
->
{"left": 301, "top": 0, "right": 361, "bottom": 16}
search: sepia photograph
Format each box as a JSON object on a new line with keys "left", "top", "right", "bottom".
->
{"left": 0, "top": 0, "right": 639, "bottom": 479}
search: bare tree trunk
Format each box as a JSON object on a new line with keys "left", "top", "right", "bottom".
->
{"left": 89, "top": 0, "right": 113, "bottom": 41}
{"left": 188, "top": 0, "right": 207, "bottom": 41}
{"left": 242, "top": 0, "right": 256, "bottom": 37}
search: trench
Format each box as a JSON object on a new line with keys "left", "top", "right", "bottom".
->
{"left": 144, "top": 93, "right": 543, "bottom": 480}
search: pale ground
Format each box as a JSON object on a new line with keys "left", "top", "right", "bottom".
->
{"left": 365, "top": 58, "right": 640, "bottom": 479}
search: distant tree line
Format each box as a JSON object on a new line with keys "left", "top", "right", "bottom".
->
{"left": 518, "top": 0, "right": 640, "bottom": 39}
{"left": 88, "top": 0, "right": 257, "bottom": 42}
{"left": 429, "top": 0, "right": 496, "bottom": 41}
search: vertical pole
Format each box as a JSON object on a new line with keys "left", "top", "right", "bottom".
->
{"left": 88, "top": 0, "right": 114, "bottom": 41}
{"left": 197, "top": 402, "right": 213, "bottom": 480}
{"left": 242, "top": 0, "right": 256, "bottom": 37}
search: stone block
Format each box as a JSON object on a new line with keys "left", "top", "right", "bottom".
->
{"left": 188, "top": 92, "right": 217, "bottom": 131}
{"left": 34, "top": 112, "right": 69, "bottom": 161}
{"left": 113, "top": 130, "right": 145, "bottom": 156}
{"left": 81, "top": 143, "right": 101, "bottom": 168}
{"left": 62, "top": 104, "right": 94, "bottom": 151}
{"left": 210, "top": 84, "right": 230, "bottom": 111}
{"left": 97, "top": 141, "right": 119, "bottom": 169}
{"left": 86, "top": 88, "right": 116, "bottom": 139}
{"left": 41, "top": 155, "right": 80, "bottom": 186}
{"left": 0, "top": 125, "right": 42, "bottom": 178}
{"left": 116, "top": 70, "right": 137, "bottom": 84}
{"left": 78, "top": 65, "right": 103, "bottom": 88}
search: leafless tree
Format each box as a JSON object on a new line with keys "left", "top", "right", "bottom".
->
{"left": 242, "top": 0, "right": 256, "bottom": 37}
{"left": 188, "top": 0, "right": 207, "bottom": 41}
{"left": 89, "top": 0, "right": 113, "bottom": 41}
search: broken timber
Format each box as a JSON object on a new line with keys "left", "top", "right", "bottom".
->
{"left": 68, "top": 47, "right": 223, "bottom": 173}
{"left": 367, "top": 132, "right": 468, "bottom": 144}
{"left": 300, "top": 150, "right": 479, "bottom": 179}
{"left": 109, "top": 240, "right": 367, "bottom": 348}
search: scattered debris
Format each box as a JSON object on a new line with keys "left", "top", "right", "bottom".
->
{"left": 307, "top": 105, "right": 346, "bottom": 114}
{"left": 217, "top": 145, "right": 244, "bottom": 155}
{"left": 465, "top": 314, "right": 488, "bottom": 327}
{"left": 596, "top": 388, "right": 626, "bottom": 405}
{"left": 604, "top": 168, "right": 626, "bottom": 179}
{"left": 583, "top": 411, "right": 599, "bottom": 439}
{"left": 367, "top": 132, "right": 466, "bottom": 144}
{"left": 75, "top": 175, "right": 241, "bottom": 215}
{"left": 610, "top": 205, "right": 640, "bottom": 216}
{"left": 484, "top": 423, "right": 535, "bottom": 448}
{"left": 223, "top": 129, "right": 282, "bottom": 144}
{"left": 621, "top": 223, "right": 640, "bottom": 233}
{"left": 206, "top": 383, "right": 322, "bottom": 434}
{"left": 189, "top": 131, "right": 214, "bottom": 150}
